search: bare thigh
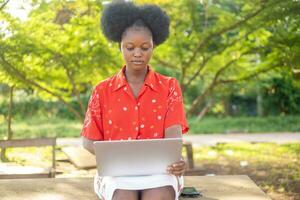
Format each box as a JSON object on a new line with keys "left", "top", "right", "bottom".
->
{"left": 112, "top": 189, "right": 139, "bottom": 200}
{"left": 141, "top": 186, "right": 175, "bottom": 200}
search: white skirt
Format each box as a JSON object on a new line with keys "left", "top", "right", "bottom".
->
{"left": 94, "top": 173, "right": 184, "bottom": 200}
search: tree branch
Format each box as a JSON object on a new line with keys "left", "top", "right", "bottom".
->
{"left": 0, "top": 54, "right": 83, "bottom": 121}
{"left": 62, "top": 61, "right": 86, "bottom": 117}
{"left": 152, "top": 55, "right": 177, "bottom": 69}
{"left": 184, "top": 4, "right": 267, "bottom": 68}
{"left": 188, "top": 49, "right": 252, "bottom": 116}
{"left": 217, "top": 65, "right": 276, "bottom": 84}
{"left": 184, "top": 26, "right": 261, "bottom": 89}
{"left": 0, "top": 0, "right": 10, "bottom": 10}
{"left": 188, "top": 58, "right": 239, "bottom": 116}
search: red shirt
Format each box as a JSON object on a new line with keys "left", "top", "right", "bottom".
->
{"left": 81, "top": 65, "right": 189, "bottom": 141}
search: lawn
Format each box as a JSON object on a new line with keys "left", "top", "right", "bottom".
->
{"left": 192, "top": 142, "right": 300, "bottom": 200}
{"left": 189, "top": 115, "right": 300, "bottom": 134}
{"left": 0, "top": 116, "right": 82, "bottom": 139}
{"left": 1, "top": 115, "right": 300, "bottom": 139}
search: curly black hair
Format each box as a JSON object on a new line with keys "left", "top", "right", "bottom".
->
{"left": 100, "top": 1, "right": 170, "bottom": 46}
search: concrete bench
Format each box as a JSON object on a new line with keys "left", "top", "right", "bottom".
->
{"left": 0, "top": 175, "right": 271, "bottom": 200}
{"left": 0, "top": 138, "right": 56, "bottom": 179}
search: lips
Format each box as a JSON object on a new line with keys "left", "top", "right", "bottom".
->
{"left": 132, "top": 60, "right": 144, "bottom": 65}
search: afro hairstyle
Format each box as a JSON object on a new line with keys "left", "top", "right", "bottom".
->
{"left": 100, "top": 1, "right": 170, "bottom": 46}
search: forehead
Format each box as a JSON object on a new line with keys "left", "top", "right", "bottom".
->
{"left": 121, "top": 27, "right": 153, "bottom": 45}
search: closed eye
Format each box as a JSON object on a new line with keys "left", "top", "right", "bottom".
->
{"left": 141, "top": 47, "right": 150, "bottom": 51}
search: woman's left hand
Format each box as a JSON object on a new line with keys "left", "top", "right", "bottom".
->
{"left": 167, "top": 158, "right": 186, "bottom": 176}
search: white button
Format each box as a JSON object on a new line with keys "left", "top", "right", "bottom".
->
{"left": 152, "top": 99, "right": 156, "bottom": 103}
{"left": 123, "top": 107, "right": 128, "bottom": 111}
{"left": 108, "top": 120, "right": 112, "bottom": 125}
{"left": 140, "top": 124, "right": 145, "bottom": 128}
{"left": 157, "top": 116, "right": 162, "bottom": 120}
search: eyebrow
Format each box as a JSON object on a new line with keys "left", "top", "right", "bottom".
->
{"left": 124, "top": 42, "right": 151, "bottom": 45}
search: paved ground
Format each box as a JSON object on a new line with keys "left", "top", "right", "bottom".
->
{"left": 57, "top": 132, "right": 300, "bottom": 147}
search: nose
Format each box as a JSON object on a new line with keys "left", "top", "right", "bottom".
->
{"left": 133, "top": 48, "right": 142, "bottom": 57}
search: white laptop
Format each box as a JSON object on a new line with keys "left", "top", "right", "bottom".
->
{"left": 93, "top": 138, "right": 182, "bottom": 177}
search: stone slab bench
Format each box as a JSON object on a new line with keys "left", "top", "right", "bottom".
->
{"left": 0, "top": 175, "right": 271, "bottom": 200}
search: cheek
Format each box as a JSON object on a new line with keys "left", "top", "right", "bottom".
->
{"left": 145, "top": 50, "right": 153, "bottom": 60}
{"left": 122, "top": 50, "right": 131, "bottom": 60}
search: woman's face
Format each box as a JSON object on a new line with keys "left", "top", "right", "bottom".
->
{"left": 120, "top": 27, "right": 154, "bottom": 72}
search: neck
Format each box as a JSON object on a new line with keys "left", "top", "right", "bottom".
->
{"left": 125, "top": 66, "right": 148, "bottom": 84}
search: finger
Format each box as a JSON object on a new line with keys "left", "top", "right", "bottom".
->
{"left": 167, "top": 166, "right": 175, "bottom": 174}
{"left": 168, "top": 161, "right": 186, "bottom": 174}
{"left": 171, "top": 160, "right": 185, "bottom": 165}
{"left": 171, "top": 169, "right": 185, "bottom": 176}
{"left": 172, "top": 166, "right": 186, "bottom": 172}
{"left": 172, "top": 161, "right": 185, "bottom": 167}
{"left": 172, "top": 162, "right": 186, "bottom": 170}
{"left": 171, "top": 166, "right": 185, "bottom": 172}
{"left": 170, "top": 166, "right": 186, "bottom": 174}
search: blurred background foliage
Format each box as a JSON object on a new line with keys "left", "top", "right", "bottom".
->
{"left": 1, "top": 2, "right": 299, "bottom": 198}
{"left": 0, "top": 0, "right": 300, "bottom": 135}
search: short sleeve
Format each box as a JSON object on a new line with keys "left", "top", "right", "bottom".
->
{"left": 81, "top": 87, "right": 104, "bottom": 140}
{"left": 164, "top": 78, "right": 189, "bottom": 134}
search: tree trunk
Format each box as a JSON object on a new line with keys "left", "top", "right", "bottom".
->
{"left": 1, "top": 85, "right": 14, "bottom": 162}
{"left": 196, "top": 100, "right": 212, "bottom": 121}
{"left": 256, "top": 84, "right": 264, "bottom": 116}
{"left": 65, "top": 66, "right": 85, "bottom": 119}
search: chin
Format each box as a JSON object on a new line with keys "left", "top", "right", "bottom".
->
{"left": 128, "top": 63, "right": 148, "bottom": 71}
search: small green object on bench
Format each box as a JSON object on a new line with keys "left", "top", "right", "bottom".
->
{"left": 0, "top": 138, "right": 56, "bottom": 179}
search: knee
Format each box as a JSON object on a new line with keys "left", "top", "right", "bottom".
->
{"left": 142, "top": 186, "right": 175, "bottom": 200}
{"left": 112, "top": 189, "right": 139, "bottom": 200}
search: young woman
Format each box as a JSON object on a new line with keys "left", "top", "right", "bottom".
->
{"left": 81, "top": 1, "right": 189, "bottom": 200}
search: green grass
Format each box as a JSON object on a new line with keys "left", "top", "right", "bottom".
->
{"left": 1, "top": 115, "right": 300, "bottom": 139}
{"left": 0, "top": 116, "right": 82, "bottom": 139}
{"left": 0, "top": 147, "right": 53, "bottom": 167}
{"left": 189, "top": 115, "right": 300, "bottom": 134}
{"left": 193, "top": 142, "right": 300, "bottom": 199}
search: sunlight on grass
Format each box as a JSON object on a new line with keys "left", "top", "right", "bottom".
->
{"left": 0, "top": 147, "right": 52, "bottom": 168}
{"left": 1, "top": 116, "right": 300, "bottom": 139}
{"left": 0, "top": 116, "right": 82, "bottom": 139}
{"left": 193, "top": 142, "right": 300, "bottom": 196}
{"left": 189, "top": 116, "right": 300, "bottom": 133}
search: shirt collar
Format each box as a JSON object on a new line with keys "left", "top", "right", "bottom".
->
{"left": 113, "top": 65, "right": 158, "bottom": 92}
